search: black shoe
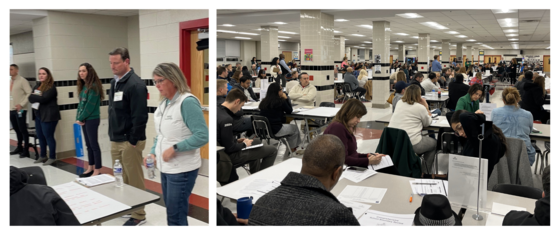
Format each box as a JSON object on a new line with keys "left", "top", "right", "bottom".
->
{"left": 79, "top": 171, "right": 94, "bottom": 178}
{"left": 19, "top": 151, "right": 29, "bottom": 159}
{"left": 10, "top": 147, "right": 22, "bottom": 155}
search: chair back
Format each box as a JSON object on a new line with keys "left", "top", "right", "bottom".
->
{"left": 251, "top": 115, "right": 275, "bottom": 140}
{"left": 319, "top": 102, "right": 335, "bottom": 108}
{"left": 342, "top": 83, "right": 354, "bottom": 94}
{"left": 492, "top": 184, "right": 543, "bottom": 200}
{"left": 19, "top": 167, "right": 47, "bottom": 185}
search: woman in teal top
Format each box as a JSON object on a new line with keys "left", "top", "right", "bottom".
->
{"left": 75, "top": 63, "right": 104, "bottom": 177}
{"left": 455, "top": 83, "right": 483, "bottom": 113}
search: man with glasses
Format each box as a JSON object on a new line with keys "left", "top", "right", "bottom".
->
{"left": 108, "top": 47, "right": 149, "bottom": 226}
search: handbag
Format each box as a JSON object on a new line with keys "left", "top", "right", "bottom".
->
{"left": 273, "top": 66, "right": 280, "bottom": 73}
{"left": 386, "top": 92, "right": 395, "bottom": 104}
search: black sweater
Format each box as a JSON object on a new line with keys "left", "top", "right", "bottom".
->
{"left": 259, "top": 98, "right": 293, "bottom": 134}
{"left": 503, "top": 196, "right": 550, "bottom": 225}
{"left": 410, "top": 79, "right": 426, "bottom": 96}
{"left": 457, "top": 113, "right": 505, "bottom": 178}
{"left": 447, "top": 82, "right": 470, "bottom": 110}
{"left": 217, "top": 105, "right": 246, "bottom": 154}
{"left": 520, "top": 82, "right": 546, "bottom": 122}
{"left": 28, "top": 83, "right": 61, "bottom": 123}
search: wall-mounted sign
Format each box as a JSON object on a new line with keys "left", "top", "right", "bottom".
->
{"left": 374, "top": 54, "right": 381, "bottom": 74}
{"left": 293, "top": 51, "right": 299, "bottom": 60}
{"left": 304, "top": 49, "right": 313, "bottom": 61}
{"left": 479, "top": 51, "right": 484, "bottom": 55}
{"left": 439, "top": 51, "right": 442, "bottom": 55}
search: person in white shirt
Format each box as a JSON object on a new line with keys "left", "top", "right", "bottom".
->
{"left": 357, "top": 69, "right": 368, "bottom": 88}
{"left": 288, "top": 72, "right": 317, "bottom": 107}
{"left": 421, "top": 72, "right": 440, "bottom": 94}
{"left": 389, "top": 84, "right": 436, "bottom": 174}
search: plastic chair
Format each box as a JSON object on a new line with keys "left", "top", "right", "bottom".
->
{"left": 492, "top": 184, "right": 543, "bottom": 200}
{"left": 341, "top": 83, "right": 356, "bottom": 103}
{"left": 251, "top": 115, "right": 293, "bottom": 156}
{"left": 432, "top": 130, "right": 456, "bottom": 175}
{"left": 19, "top": 166, "right": 47, "bottom": 185}
{"left": 27, "top": 126, "right": 39, "bottom": 160}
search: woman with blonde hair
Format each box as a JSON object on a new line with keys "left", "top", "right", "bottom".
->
{"left": 492, "top": 87, "right": 536, "bottom": 165}
{"left": 28, "top": 67, "right": 61, "bottom": 165}
{"left": 396, "top": 71, "right": 407, "bottom": 83}
{"left": 145, "top": 62, "right": 209, "bottom": 225}
{"left": 357, "top": 69, "right": 368, "bottom": 88}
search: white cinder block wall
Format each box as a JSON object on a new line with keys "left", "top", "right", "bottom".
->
{"left": 138, "top": 9, "right": 208, "bottom": 157}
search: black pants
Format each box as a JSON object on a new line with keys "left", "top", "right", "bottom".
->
{"left": 10, "top": 110, "right": 29, "bottom": 149}
{"left": 275, "top": 74, "right": 287, "bottom": 88}
{"left": 82, "top": 118, "right": 102, "bottom": 169}
{"left": 510, "top": 72, "right": 517, "bottom": 85}
{"left": 354, "top": 87, "right": 367, "bottom": 98}
{"left": 229, "top": 139, "right": 278, "bottom": 174}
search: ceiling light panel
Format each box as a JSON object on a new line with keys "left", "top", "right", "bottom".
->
{"left": 395, "top": 33, "right": 409, "bottom": 36}
{"left": 359, "top": 25, "right": 373, "bottom": 29}
{"left": 279, "top": 31, "right": 298, "bottom": 34}
{"left": 235, "top": 37, "right": 251, "bottom": 39}
{"left": 221, "top": 24, "right": 235, "bottom": 27}
{"left": 351, "top": 34, "right": 365, "bottom": 37}
{"left": 420, "top": 22, "right": 449, "bottom": 30}
{"left": 334, "top": 19, "right": 348, "bottom": 22}
{"left": 456, "top": 35, "right": 468, "bottom": 38}
{"left": 497, "top": 18, "right": 518, "bottom": 27}
{"left": 396, "top": 13, "right": 424, "bottom": 18}
{"left": 446, "top": 31, "right": 460, "bottom": 34}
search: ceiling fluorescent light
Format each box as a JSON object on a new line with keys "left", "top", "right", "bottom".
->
{"left": 412, "top": 36, "right": 419, "bottom": 39}
{"left": 334, "top": 19, "right": 348, "bottom": 22}
{"left": 466, "top": 39, "right": 476, "bottom": 42}
{"left": 456, "top": 35, "right": 468, "bottom": 38}
{"left": 430, "top": 40, "right": 438, "bottom": 42}
{"left": 396, "top": 13, "right": 423, "bottom": 18}
{"left": 395, "top": 33, "right": 409, "bottom": 36}
{"left": 278, "top": 39, "right": 286, "bottom": 42}
{"left": 505, "top": 34, "right": 519, "bottom": 37}
{"left": 351, "top": 34, "right": 365, "bottom": 37}
{"left": 217, "top": 30, "right": 237, "bottom": 34}
{"left": 546, "top": 47, "right": 550, "bottom": 49}
{"left": 279, "top": 31, "right": 298, "bottom": 34}
{"left": 238, "top": 32, "right": 259, "bottom": 35}
{"left": 446, "top": 31, "right": 459, "bottom": 34}
{"left": 492, "top": 9, "right": 517, "bottom": 14}
{"left": 235, "top": 37, "right": 251, "bottom": 40}
{"left": 334, "top": 30, "right": 342, "bottom": 33}
{"left": 497, "top": 18, "right": 518, "bottom": 27}
{"left": 363, "top": 41, "right": 372, "bottom": 43}
{"left": 278, "top": 36, "right": 291, "bottom": 38}
{"left": 420, "top": 22, "right": 448, "bottom": 30}
{"left": 359, "top": 25, "right": 373, "bottom": 29}
{"left": 395, "top": 41, "right": 404, "bottom": 43}
{"left": 503, "top": 29, "right": 518, "bottom": 33}
{"left": 508, "top": 38, "right": 519, "bottom": 41}
{"left": 274, "top": 22, "right": 287, "bottom": 25}
{"left": 475, "top": 42, "right": 482, "bottom": 44}
{"left": 221, "top": 24, "right": 235, "bottom": 27}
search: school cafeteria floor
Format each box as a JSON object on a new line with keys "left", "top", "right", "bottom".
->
{"left": 220, "top": 82, "right": 549, "bottom": 214}
{"left": 9, "top": 134, "right": 209, "bottom": 226}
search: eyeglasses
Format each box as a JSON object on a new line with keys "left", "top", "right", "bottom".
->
{"left": 153, "top": 78, "right": 166, "bottom": 85}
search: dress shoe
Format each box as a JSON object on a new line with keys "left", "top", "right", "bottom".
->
{"left": 79, "top": 171, "right": 94, "bottom": 178}
{"left": 10, "top": 147, "right": 22, "bottom": 155}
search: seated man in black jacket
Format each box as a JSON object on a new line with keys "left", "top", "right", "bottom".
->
{"left": 217, "top": 79, "right": 252, "bottom": 135}
{"left": 217, "top": 89, "right": 277, "bottom": 174}
{"left": 10, "top": 166, "right": 80, "bottom": 225}
{"left": 234, "top": 75, "right": 259, "bottom": 102}
{"left": 410, "top": 72, "right": 426, "bottom": 96}
{"left": 249, "top": 135, "right": 359, "bottom": 225}
{"left": 503, "top": 165, "right": 550, "bottom": 225}
{"left": 447, "top": 74, "right": 470, "bottom": 112}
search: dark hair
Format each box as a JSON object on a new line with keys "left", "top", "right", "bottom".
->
{"left": 217, "top": 67, "right": 226, "bottom": 76}
{"left": 226, "top": 64, "right": 232, "bottom": 69}
{"left": 299, "top": 72, "right": 309, "bottom": 79}
{"left": 302, "top": 134, "right": 346, "bottom": 177}
{"left": 10, "top": 64, "right": 18, "bottom": 69}
{"left": 454, "top": 67, "right": 460, "bottom": 72}
{"left": 239, "top": 75, "right": 251, "bottom": 84}
{"left": 524, "top": 71, "right": 533, "bottom": 80}
{"left": 453, "top": 58, "right": 457, "bottom": 62}
{"left": 279, "top": 54, "right": 285, "bottom": 60}
{"left": 242, "top": 69, "right": 251, "bottom": 77}
{"left": 543, "top": 165, "right": 550, "bottom": 197}
{"left": 242, "top": 66, "right": 248, "bottom": 71}
{"left": 258, "top": 69, "right": 267, "bottom": 79}
{"left": 225, "top": 88, "right": 247, "bottom": 103}
{"left": 259, "top": 83, "right": 284, "bottom": 110}
{"left": 534, "top": 76, "right": 546, "bottom": 98}
{"left": 38, "top": 67, "right": 55, "bottom": 93}
{"left": 434, "top": 55, "right": 439, "bottom": 60}
{"left": 77, "top": 63, "right": 105, "bottom": 101}
{"left": 450, "top": 110, "right": 508, "bottom": 154}
{"left": 271, "top": 57, "right": 279, "bottom": 66}
{"left": 108, "top": 47, "right": 130, "bottom": 61}
{"left": 414, "top": 72, "right": 423, "bottom": 80}
{"left": 232, "top": 70, "right": 242, "bottom": 82}
{"left": 332, "top": 99, "right": 367, "bottom": 134}
{"left": 468, "top": 83, "right": 483, "bottom": 96}
{"left": 252, "top": 57, "right": 256, "bottom": 61}
{"left": 455, "top": 73, "right": 464, "bottom": 83}
{"left": 428, "top": 72, "right": 436, "bottom": 80}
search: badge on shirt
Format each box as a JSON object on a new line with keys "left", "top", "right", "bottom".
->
{"left": 114, "top": 91, "right": 123, "bottom": 102}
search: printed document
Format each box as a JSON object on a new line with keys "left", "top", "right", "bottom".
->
{"left": 339, "top": 199, "right": 371, "bottom": 219}
{"left": 338, "top": 185, "right": 387, "bottom": 204}
{"left": 238, "top": 179, "right": 281, "bottom": 203}
{"left": 358, "top": 210, "right": 415, "bottom": 226}
{"left": 341, "top": 168, "right": 377, "bottom": 183}
{"left": 485, "top": 202, "right": 527, "bottom": 226}
{"left": 409, "top": 179, "right": 448, "bottom": 196}
{"left": 367, "top": 156, "right": 394, "bottom": 171}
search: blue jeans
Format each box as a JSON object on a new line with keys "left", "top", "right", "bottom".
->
{"left": 161, "top": 169, "right": 199, "bottom": 226}
{"left": 35, "top": 117, "right": 58, "bottom": 159}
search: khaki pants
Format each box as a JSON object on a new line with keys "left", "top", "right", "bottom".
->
{"left": 111, "top": 140, "right": 146, "bottom": 220}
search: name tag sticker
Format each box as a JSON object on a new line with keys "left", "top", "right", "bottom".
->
{"left": 114, "top": 91, "right": 123, "bottom": 102}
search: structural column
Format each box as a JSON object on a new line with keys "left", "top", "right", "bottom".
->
{"left": 364, "top": 49, "right": 370, "bottom": 62}
{"left": 417, "top": 33, "right": 430, "bottom": 78}
{"left": 466, "top": 45, "right": 473, "bottom": 64}
{"left": 441, "top": 39, "right": 450, "bottom": 69}
{"left": 260, "top": 26, "right": 278, "bottom": 75}
{"left": 333, "top": 35, "right": 345, "bottom": 68}
{"left": 456, "top": 42, "right": 463, "bottom": 66}
{"left": 371, "top": 21, "right": 391, "bottom": 108}
{"left": 351, "top": 48, "right": 358, "bottom": 62}
{"left": 398, "top": 44, "right": 405, "bottom": 62}
{"left": 299, "top": 10, "right": 334, "bottom": 104}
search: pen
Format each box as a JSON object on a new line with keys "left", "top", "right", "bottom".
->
{"left": 412, "top": 183, "right": 437, "bottom": 185}
{"left": 409, "top": 194, "right": 413, "bottom": 203}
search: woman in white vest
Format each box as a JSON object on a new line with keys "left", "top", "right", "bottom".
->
{"left": 144, "top": 62, "right": 209, "bottom": 226}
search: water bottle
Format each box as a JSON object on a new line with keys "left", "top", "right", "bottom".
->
{"left": 17, "top": 110, "right": 22, "bottom": 118}
{"left": 113, "top": 159, "right": 123, "bottom": 187}
{"left": 432, "top": 89, "right": 436, "bottom": 97}
{"left": 146, "top": 155, "right": 155, "bottom": 179}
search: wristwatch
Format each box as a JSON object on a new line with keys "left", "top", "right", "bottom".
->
{"left": 173, "top": 144, "right": 178, "bottom": 151}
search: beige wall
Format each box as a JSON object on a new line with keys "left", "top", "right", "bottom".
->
{"left": 138, "top": 9, "right": 208, "bottom": 156}
{"left": 240, "top": 40, "right": 257, "bottom": 67}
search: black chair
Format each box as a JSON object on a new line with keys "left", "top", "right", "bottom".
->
{"left": 531, "top": 140, "right": 545, "bottom": 174}
{"left": 19, "top": 166, "right": 47, "bottom": 185}
{"left": 492, "top": 184, "right": 543, "bottom": 200}
{"left": 27, "top": 126, "right": 39, "bottom": 160}
{"left": 251, "top": 115, "right": 293, "bottom": 156}
{"left": 341, "top": 83, "right": 355, "bottom": 103}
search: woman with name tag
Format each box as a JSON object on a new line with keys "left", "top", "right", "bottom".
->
{"left": 389, "top": 85, "right": 437, "bottom": 174}
{"left": 75, "top": 63, "right": 104, "bottom": 177}
{"left": 28, "top": 67, "right": 61, "bottom": 166}
{"left": 144, "top": 63, "right": 209, "bottom": 226}
{"left": 492, "top": 87, "right": 536, "bottom": 165}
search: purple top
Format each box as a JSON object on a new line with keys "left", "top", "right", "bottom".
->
{"left": 323, "top": 121, "right": 369, "bottom": 167}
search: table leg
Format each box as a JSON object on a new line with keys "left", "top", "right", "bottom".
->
{"left": 305, "top": 116, "right": 311, "bottom": 144}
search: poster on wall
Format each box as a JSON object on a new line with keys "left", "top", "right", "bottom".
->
{"left": 293, "top": 51, "right": 299, "bottom": 60}
{"left": 374, "top": 54, "right": 381, "bottom": 74}
{"left": 304, "top": 49, "right": 313, "bottom": 61}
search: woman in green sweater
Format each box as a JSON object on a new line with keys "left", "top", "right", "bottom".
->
{"left": 455, "top": 83, "right": 484, "bottom": 113}
{"left": 76, "top": 63, "right": 104, "bottom": 177}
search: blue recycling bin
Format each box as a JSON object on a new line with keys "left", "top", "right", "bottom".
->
{"left": 73, "top": 123, "right": 84, "bottom": 157}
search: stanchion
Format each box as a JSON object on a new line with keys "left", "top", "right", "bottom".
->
{"left": 472, "top": 123, "right": 485, "bottom": 221}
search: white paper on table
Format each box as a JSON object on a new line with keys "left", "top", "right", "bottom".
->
{"left": 439, "top": 119, "right": 449, "bottom": 126}
{"left": 31, "top": 102, "right": 40, "bottom": 110}
{"left": 338, "top": 185, "right": 387, "bottom": 204}
{"left": 430, "top": 118, "right": 440, "bottom": 125}
{"left": 260, "top": 79, "right": 269, "bottom": 101}
{"left": 341, "top": 168, "right": 377, "bottom": 183}
{"left": 52, "top": 182, "right": 131, "bottom": 224}
{"left": 76, "top": 174, "right": 115, "bottom": 187}
{"left": 358, "top": 210, "right": 415, "bottom": 226}
{"left": 441, "top": 92, "right": 449, "bottom": 96}
{"left": 337, "top": 73, "right": 343, "bottom": 80}
{"left": 242, "top": 105, "right": 259, "bottom": 110}
{"left": 409, "top": 179, "right": 448, "bottom": 196}
{"left": 368, "top": 156, "right": 394, "bottom": 171}
{"left": 242, "top": 143, "right": 263, "bottom": 151}
{"left": 238, "top": 179, "right": 281, "bottom": 203}
{"left": 448, "top": 154, "right": 488, "bottom": 209}
{"left": 339, "top": 199, "right": 372, "bottom": 219}
{"left": 479, "top": 103, "right": 497, "bottom": 121}
{"left": 485, "top": 202, "right": 527, "bottom": 226}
